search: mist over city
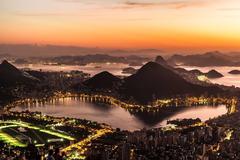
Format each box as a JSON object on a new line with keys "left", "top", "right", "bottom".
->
{"left": 1, "top": 0, "right": 240, "bottom": 160}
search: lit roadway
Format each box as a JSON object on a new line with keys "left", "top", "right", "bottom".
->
{"left": 62, "top": 128, "right": 112, "bottom": 160}
{"left": 0, "top": 120, "right": 75, "bottom": 147}
{"left": 0, "top": 121, "right": 75, "bottom": 140}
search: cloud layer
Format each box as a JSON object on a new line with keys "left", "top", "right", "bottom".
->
{"left": 122, "top": 1, "right": 205, "bottom": 9}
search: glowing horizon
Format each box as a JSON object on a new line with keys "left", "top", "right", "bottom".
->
{"left": 1, "top": 0, "right": 240, "bottom": 52}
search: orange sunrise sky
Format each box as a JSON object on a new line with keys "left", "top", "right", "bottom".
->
{"left": 1, "top": 0, "right": 240, "bottom": 52}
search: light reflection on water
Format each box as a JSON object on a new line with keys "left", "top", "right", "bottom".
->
{"left": 11, "top": 97, "right": 227, "bottom": 131}
{"left": 181, "top": 66, "right": 240, "bottom": 87}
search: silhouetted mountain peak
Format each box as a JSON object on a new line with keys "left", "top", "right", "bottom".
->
{"left": 0, "top": 60, "right": 22, "bottom": 75}
{"left": 136, "top": 61, "right": 175, "bottom": 76}
{"left": 155, "top": 56, "right": 167, "bottom": 65}
{"left": 126, "top": 61, "right": 187, "bottom": 84}
{"left": 0, "top": 60, "right": 39, "bottom": 86}
{"left": 97, "top": 71, "right": 115, "bottom": 77}
{"left": 121, "top": 62, "right": 222, "bottom": 104}
{"left": 205, "top": 70, "right": 224, "bottom": 78}
{"left": 138, "top": 61, "right": 159, "bottom": 71}
{"left": 1, "top": 60, "right": 12, "bottom": 67}
{"left": 83, "top": 71, "right": 120, "bottom": 90}
{"left": 89, "top": 71, "right": 120, "bottom": 82}
{"left": 2, "top": 60, "right": 9, "bottom": 65}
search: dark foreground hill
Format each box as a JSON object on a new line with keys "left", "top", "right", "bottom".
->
{"left": 120, "top": 62, "right": 222, "bottom": 104}
{"left": 83, "top": 71, "right": 121, "bottom": 91}
{"left": 0, "top": 60, "right": 39, "bottom": 86}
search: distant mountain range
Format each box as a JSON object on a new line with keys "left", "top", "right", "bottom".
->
{"left": 0, "top": 44, "right": 163, "bottom": 57}
{"left": 50, "top": 54, "right": 149, "bottom": 66}
{"left": 2, "top": 44, "right": 240, "bottom": 67}
{"left": 167, "top": 51, "right": 240, "bottom": 66}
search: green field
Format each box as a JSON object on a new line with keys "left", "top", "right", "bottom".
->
{"left": 0, "top": 120, "right": 75, "bottom": 147}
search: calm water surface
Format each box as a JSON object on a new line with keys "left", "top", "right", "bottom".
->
{"left": 181, "top": 66, "right": 240, "bottom": 87}
{"left": 11, "top": 98, "right": 227, "bottom": 131}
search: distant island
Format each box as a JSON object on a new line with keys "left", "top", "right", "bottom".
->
{"left": 229, "top": 70, "right": 240, "bottom": 75}
{"left": 205, "top": 70, "right": 224, "bottom": 78}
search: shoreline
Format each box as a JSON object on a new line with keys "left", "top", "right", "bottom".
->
{"left": 4, "top": 91, "right": 237, "bottom": 113}
{"left": 3, "top": 91, "right": 238, "bottom": 132}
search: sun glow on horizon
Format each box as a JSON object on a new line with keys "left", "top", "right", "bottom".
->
{"left": 1, "top": 0, "right": 240, "bottom": 52}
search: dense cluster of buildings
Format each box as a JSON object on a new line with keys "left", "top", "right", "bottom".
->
{"left": 85, "top": 110, "right": 240, "bottom": 160}
{"left": 1, "top": 61, "right": 240, "bottom": 159}
{"left": 127, "top": 125, "right": 223, "bottom": 160}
